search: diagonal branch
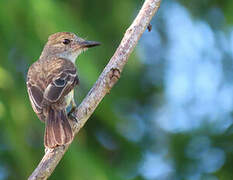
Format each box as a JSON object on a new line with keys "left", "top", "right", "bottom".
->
{"left": 28, "top": 0, "right": 161, "bottom": 179}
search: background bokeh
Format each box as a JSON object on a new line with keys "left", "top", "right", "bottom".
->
{"left": 0, "top": 0, "right": 233, "bottom": 179}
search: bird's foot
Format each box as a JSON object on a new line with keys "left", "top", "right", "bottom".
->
{"left": 68, "top": 107, "right": 78, "bottom": 123}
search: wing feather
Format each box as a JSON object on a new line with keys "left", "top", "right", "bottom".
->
{"left": 27, "top": 83, "right": 43, "bottom": 113}
{"left": 44, "top": 69, "right": 78, "bottom": 103}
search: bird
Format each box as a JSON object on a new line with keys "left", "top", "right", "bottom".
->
{"left": 26, "top": 32, "right": 100, "bottom": 148}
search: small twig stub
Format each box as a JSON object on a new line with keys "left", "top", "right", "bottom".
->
{"left": 147, "top": 23, "right": 152, "bottom": 32}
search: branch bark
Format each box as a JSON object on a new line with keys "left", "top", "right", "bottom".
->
{"left": 28, "top": 0, "right": 161, "bottom": 179}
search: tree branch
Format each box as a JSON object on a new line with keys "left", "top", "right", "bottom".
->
{"left": 28, "top": 0, "right": 161, "bottom": 179}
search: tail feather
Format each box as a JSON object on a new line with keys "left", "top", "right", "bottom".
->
{"left": 44, "top": 107, "right": 73, "bottom": 148}
{"left": 45, "top": 110, "right": 56, "bottom": 148}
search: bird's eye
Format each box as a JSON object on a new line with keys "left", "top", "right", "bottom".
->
{"left": 63, "top": 39, "right": 71, "bottom": 45}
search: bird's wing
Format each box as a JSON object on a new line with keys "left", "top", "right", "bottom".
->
{"left": 43, "top": 69, "right": 78, "bottom": 103}
{"left": 27, "top": 81, "right": 44, "bottom": 114}
{"left": 27, "top": 58, "right": 79, "bottom": 120}
{"left": 27, "top": 60, "right": 44, "bottom": 116}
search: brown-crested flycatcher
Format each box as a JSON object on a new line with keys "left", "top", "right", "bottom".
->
{"left": 27, "top": 32, "right": 100, "bottom": 148}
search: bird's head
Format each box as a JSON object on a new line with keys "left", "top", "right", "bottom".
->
{"left": 41, "top": 32, "right": 100, "bottom": 62}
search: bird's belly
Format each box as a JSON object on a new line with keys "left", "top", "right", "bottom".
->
{"left": 65, "top": 90, "right": 73, "bottom": 107}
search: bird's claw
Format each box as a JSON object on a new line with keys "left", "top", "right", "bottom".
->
{"left": 68, "top": 107, "right": 78, "bottom": 123}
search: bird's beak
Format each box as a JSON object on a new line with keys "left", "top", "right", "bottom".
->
{"left": 80, "top": 40, "right": 101, "bottom": 48}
